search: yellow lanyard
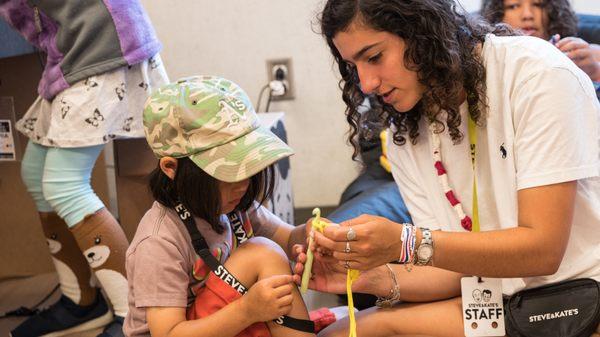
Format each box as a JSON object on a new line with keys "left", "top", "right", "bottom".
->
{"left": 468, "top": 116, "right": 480, "bottom": 233}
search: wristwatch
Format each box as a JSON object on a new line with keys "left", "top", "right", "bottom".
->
{"left": 414, "top": 228, "right": 434, "bottom": 266}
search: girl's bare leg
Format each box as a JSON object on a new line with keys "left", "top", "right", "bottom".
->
{"left": 225, "top": 236, "right": 315, "bottom": 337}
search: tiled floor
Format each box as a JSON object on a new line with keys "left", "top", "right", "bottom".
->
{"left": 0, "top": 273, "right": 341, "bottom": 337}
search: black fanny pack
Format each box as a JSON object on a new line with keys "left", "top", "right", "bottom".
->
{"left": 505, "top": 278, "right": 600, "bottom": 337}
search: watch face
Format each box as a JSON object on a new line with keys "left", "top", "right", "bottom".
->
{"left": 418, "top": 245, "right": 433, "bottom": 260}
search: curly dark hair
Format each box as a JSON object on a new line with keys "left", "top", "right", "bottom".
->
{"left": 319, "top": 0, "right": 516, "bottom": 158}
{"left": 481, "top": 0, "right": 578, "bottom": 38}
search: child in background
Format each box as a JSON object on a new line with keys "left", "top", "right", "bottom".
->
{"left": 1, "top": 1, "right": 169, "bottom": 336}
{"left": 481, "top": 0, "right": 600, "bottom": 98}
{"left": 124, "top": 76, "right": 315, "bottom": 337}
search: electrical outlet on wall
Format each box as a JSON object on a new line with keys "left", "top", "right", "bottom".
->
{"left": 266, "top": 58, "right": 294, "bottom": 101}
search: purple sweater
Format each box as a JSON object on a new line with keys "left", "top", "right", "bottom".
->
{"left": 0, "top": 0, "right": 162, "bottom": 100}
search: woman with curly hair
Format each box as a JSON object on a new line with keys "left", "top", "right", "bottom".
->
{"left": 291, "top": 0, "right": 600, "bottom": 336}
{"left": 482, "top": 0, "right": 600, "bottom": 84}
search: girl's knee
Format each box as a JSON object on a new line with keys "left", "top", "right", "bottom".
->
{"left": 224, "top": 237, "right": 291, "bottom": 287}
{"left": 41, "top": 146, "right": 105, "bottom": 226}
{"left": 239, "top": 236, "right": 288, "bottom": 263}
{"left": 21, "top": 142, "right": 53, "bottom": 212}
{"left": 21, "top": 156, "right": 43, "bottom": 196}
{"left": 21, "top": 142, "right": 54, "bottom": 201}
{"left": 41, "top": 176, "right": 103, "bottom": 227}
{"left": 226, "top": 237, "right": 289, "bottom": 275}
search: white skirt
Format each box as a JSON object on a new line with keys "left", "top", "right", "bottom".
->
{"left": 16, "top": 55, "right": 169, "bottom": 148}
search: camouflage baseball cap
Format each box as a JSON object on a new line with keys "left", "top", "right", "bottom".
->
{"left": 143, "top": 75, "right": 293, "bottom": 182}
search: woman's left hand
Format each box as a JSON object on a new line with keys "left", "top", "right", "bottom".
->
{"left": 555, "top": 36, "right": 600, "bottom": 81}
{"left": 291, "top": 244, "right": 353, "bottom": 294}
{"left": 312, "top": 214, "right": 405, "bottom": 270}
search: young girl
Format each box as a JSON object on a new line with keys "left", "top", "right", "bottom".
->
{"left": 124, "top": 75, "right": 316, "bottom": 337}
{"left": 482, "top": 0, "right": 600, "bottom": 87}
{"left": 293, "top": 0, "right": 600, "bottom": 336}
{"left": 2, "top": 1, "right": 168, "bottom": 336}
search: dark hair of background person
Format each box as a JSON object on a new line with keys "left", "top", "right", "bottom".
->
{"left": 319, "top": 0, "right": 516, "bottom": 159}
{"left": 481, "top": 0, "right": 578, "bottom": 38}
{"left": 149, "top": 157, "right": 275, "bottom": 234}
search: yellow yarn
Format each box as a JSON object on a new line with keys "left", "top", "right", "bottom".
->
{"left": 346, "top": 269, "right": 360, "bottom": 337}
{"left": 310, "top": 208, "right": 360, "bottom": 337}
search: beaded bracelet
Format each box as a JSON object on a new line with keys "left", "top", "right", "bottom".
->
{"left": 405, "top": 225, "right": 416, "bottom": 272}
{"left": 375, "top": 264, "right": 401, "bottom": 308}
{"left": 398, "top": 224, "right": 416, "bottom": 264}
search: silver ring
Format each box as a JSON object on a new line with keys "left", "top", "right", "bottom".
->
{"left": 345, "top": 241, "right": 351, "bottom": 253}
{"left": 344, "top": 260, "right": 351, "bottom": 269}
{"left": 346, "top": 227, "right": 357, "bottom": 241}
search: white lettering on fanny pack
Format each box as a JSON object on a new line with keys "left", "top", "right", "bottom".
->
{"left": 214, "top": 265, "right": 247, "bottom": 293}
{"left": 529, "top": 309, "right": 579, "bottom": 322}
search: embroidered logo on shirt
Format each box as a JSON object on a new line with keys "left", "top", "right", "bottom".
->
{"left": 500, "top": 143, "right": 507, "bottom": 159}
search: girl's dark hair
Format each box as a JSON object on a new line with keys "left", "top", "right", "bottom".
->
{"left": 320, "top": 0, "right": 515, "bottom": 158}
{"left": 481, "top": 0, "right": 578, "bottom": 38}
{"left": 149, "top": 157, "right": 275, "bottom": 234}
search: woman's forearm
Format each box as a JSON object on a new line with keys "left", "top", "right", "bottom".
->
{"left": 429, "top": 227, "right": 566, "bottom": 277}
{"left": 357, "top": 264, "right": 463, "bottom": 301}
{"left": 418, "top": 182, "right": 575, "bottom": 278}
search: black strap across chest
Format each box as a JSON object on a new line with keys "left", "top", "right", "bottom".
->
{"left": 173, "top": 203, "right": 315, "bottom": 333}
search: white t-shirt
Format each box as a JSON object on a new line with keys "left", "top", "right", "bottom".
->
{"left": 388, "top": 34, "right": 600, "bottom": 295}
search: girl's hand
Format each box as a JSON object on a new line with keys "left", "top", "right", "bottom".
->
{"left": 303, "top": 216, "right": 334, "bottom": 257}
{"left": 292, "top": 244, "right": 362, "bottom": 294}
{"left": 556, "top": 36, "right": 600, "bottom": 81}
{"left": 314, "top": 214, "right": 405, "bottom": 270}
{"left": 240, "top": 275, "right": 294, "bottom": 323}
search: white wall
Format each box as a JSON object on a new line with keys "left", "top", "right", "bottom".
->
{"left": 572, "top": 0, "right": 600, "bottom": 14}
{"left": 458, "top": 0, "right": 484, "bottom": 11}
{"left": 143, "top": 0, "right": 360, "bottom": 209}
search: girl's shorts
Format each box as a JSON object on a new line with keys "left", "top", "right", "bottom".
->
{"left": 187, "top": 272, "right": 271, "bottom": 337}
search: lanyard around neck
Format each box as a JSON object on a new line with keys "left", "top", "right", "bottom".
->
{"left": 468, "top": 116, "right": 480, "bottom": 233}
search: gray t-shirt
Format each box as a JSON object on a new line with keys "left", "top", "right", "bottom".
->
{"left": 123, "top": 201, "right": 286, "bottom": 337}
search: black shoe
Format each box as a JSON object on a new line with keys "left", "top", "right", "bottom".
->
{"left": 10, "top": 290, "right": 113, "bottom": 337}
{"left": 97, "top": 316, "right": 124, "bottom": 337}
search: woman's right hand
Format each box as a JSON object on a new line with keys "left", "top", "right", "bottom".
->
{"left": 315, "top": 214, "right": 404, "bottom": 271}
{"left": 240, "top": 274, "right": 294, "bottom": 323}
